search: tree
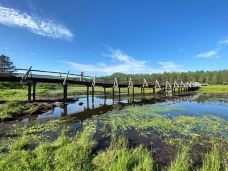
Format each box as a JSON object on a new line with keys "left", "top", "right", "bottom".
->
{"left": 0, "top": 55, "right": 15, "bottom": 73}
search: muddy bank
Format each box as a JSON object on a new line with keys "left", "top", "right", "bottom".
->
{"left": 0, "top": 101, "right": 61, "bottom": 122}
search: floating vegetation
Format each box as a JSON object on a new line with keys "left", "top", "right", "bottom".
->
{"left": 0, "top": 103, "right": 227, "bottom": 170}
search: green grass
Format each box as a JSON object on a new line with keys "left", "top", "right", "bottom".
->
{"left": 0, "top": 105, "right": 227, "bottom": 170}
{"left": 0, "top": 127, "right": 96, "bottom": 171}
{"left": 0, "top": 100, "right": 53, "bottom": 120}
{"left": 0, "top": 83, "right": 159, "bottom": 102}
{"left": 93, "top": 137, "right": 154, "bottom": 171}
{"left": 0, "top": 101, "right": 25, "bottom": 119}
{"left": 169, "top": 146, "right": 190, "bottom": 171}
{"left": 199, "top": 85, "right": 228, "bottom": 93}
{"left": 1, "top": 126, "right": 225, "bottom": 171}
{"left": 200, "top": 145, "right": 221, "bottom": 171}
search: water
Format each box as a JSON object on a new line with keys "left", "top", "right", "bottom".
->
{"left": 8, "top": 93, "right": 228, "bottom": 167}
{"left": 21, "top": 93, "right": 228, "bottom": 124}
{"left": 154, "top": 93, "right": 228, "bottom": 119}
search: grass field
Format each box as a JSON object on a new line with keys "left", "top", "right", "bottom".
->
{"left": 0, "top": 83, "right": 158, "bottom": 102}
{"left": 198, "top": 85, "right": 228, "bottom": 93}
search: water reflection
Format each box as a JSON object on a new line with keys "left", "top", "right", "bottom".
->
{"left": 21, "top": 92, "right": 207, "bottom": 123}
{"left": 155, "top": 93, "right": 228, "bottom": 119}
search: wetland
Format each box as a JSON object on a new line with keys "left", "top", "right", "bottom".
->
{"left": 0, "top": 88, "right": 227, "bottom": 171}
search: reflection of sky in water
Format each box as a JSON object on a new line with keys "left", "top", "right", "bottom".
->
{"left": 22, "top": 93, "right": 228, "bottom": 123}
{"left": 153, "top": 94, "right": 228, "bottom": 120}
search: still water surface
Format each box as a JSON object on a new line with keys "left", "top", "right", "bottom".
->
{"left": 22, "top": 93, "right": 228, "bottom": 124}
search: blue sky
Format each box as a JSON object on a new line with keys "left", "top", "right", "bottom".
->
{"left": 0, "top": 0, "right": 228, "bottom": 76}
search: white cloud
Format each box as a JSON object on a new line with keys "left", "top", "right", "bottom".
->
{"left": 178, "top": 48, "right": 184, "bottom": 52}
{"left": 158, "top": 61, "right": 181, "bottom": 71}
{"left": 62, "top": 49, "right": 148, "bottom": 74}
{"left": 61, "top": 48, "right": 182, "bottom": 75}
{"left": 0, "top": 6, "right": 74, "bottom": 40}
{"left": 217, "top": 39, "right": 228, "bottom": 45}
{"left": 196, "top": 48, "right": 221, "bottom": 58}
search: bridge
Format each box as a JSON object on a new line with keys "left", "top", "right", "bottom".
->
{"left": 0, "top": 67, "right": 201, "bottom": 102}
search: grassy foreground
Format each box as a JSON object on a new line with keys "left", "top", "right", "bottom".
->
{"left": 0, "top": 124, "right": 224, "bottom": 171}
{"left": 0, "top": 105, "right": 227, "bottom": 171}
{"left": 199, "top": 85, "right": 228, "bottom": 93}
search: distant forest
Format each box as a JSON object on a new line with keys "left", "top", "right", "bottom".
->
{"left": 104, "top": 70, "right": 228, "bottom": 84}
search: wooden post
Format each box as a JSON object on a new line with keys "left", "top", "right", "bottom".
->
{"left": 33, "top": 82, "right": 36, "bottom": 102}
{"left": 87, "top": 86, "right": 89, "bottom": 108}
{"left": 28, "top": 82, "right": 32, "bottom": 102}
{"left": 87, "top": 86, "right": 89, "bottom": 98}
{"left": 153, "top": 88, "right": 155, "bottom": 94}
{"left": 63, "top": 83, "right": 68, "bottom": 102}
{"left": 63, "top": 104, "right": 67, "bottom": 116}
{"left": 92, "top": 86, "right": 95, "bottom": 109}
{"left": 112, "top": 87, "right": 115, "bottom": 104}
{"left": 133, "top": 86, "right": 135, "bottom": 97}
{"left": 104, "top": 87, "right": 106, "bottom": 99}
{"left": 112, "top": 87, "right": 115, "bottom": 97}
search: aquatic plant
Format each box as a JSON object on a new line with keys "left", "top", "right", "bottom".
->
{"left": 0, "top": 104, "right": 227, "bottom": 170}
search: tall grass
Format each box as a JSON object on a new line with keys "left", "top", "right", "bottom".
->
{"left": 200, "top": 145, "right": 221, "bottom": 171}
{"left": 93, "top": 137, "right": 154, "bottom": 171}
{"left": 169, "top": 146, "right": 190, "bottom": 171}
{"left": 0, "top": 128, "right": 96, "bottom": 171}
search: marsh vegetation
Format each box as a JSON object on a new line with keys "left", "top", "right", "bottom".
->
{"left": 0, "top": 82, "right": 227, "bottom": 170}
{"left": 0, "top": 99, "right": 227, "bottom": 171}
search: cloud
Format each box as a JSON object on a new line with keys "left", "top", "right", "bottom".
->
{"left": 196, "top": 48, "right": 221, "bottom": 58}
{"left": 62, "top": 49, "right": 148, "bottom": 74}
{"left": 61, "top": 48, "right": 182, "bottom": 75}
{"left": 0, "top": 6, "right": 74, "bottom": 40}
{"left": 217, "top": 39, "right": 228, "bottom": 45}
{"left": 158, "top": 61, "right": 181, "bottom": 71}
{"left": 178, "top": 48, "right": 184, "bottom": 52}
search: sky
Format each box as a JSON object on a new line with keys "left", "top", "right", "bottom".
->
{"left": 0, "top": 0, "right": 228, "bottom": 76}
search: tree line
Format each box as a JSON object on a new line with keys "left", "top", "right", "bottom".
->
{"left": 104, "top": 70, "right": 228, "bottom": 84}
{"left": 1, "top": 55, "right": 227, "bottom": 85}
